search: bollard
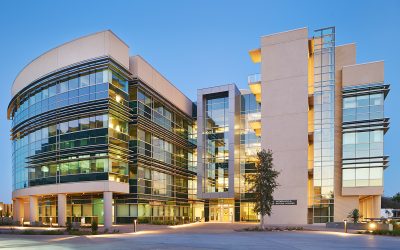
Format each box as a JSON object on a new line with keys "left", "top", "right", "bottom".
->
{"left": 50, "top": 217, "right": 53, "bottom": 228}
{"left": 344, "top": 219, "right": 347, "bottom": 233}
{"left": 133, "top": 219, "right": 137, "bottom": 233}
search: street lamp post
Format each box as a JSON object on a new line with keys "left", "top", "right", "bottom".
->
{"left": 133, "top": 219, "right": 137, "bottom": 233}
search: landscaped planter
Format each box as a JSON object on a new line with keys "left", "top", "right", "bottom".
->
{"left": 326, "top": 222, "right": 389, "bottom": 230}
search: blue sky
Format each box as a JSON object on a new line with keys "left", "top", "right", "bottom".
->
{"left": 0, "top": 0, "right": 399, "bottom": 202}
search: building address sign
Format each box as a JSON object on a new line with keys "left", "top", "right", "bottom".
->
{"left": 272, "top": 200, "right": 297, "bottom": 205}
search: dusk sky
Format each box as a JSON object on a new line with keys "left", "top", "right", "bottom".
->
{"left": 0, "top": 0, "right": 399, "bottom": 202}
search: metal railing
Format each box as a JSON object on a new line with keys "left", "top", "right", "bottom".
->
{"left": 248, "top": 73, "right": 261, "bottom": 84}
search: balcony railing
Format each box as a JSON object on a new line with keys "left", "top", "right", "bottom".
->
{"left": 248, "top": 73, "right": 261, "bottom": 84}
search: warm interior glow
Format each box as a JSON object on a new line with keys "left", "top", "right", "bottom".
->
{"left": 248, "top": 119, "right": 261, "bottom": 137}
{"left": 116, "top": 95, "right": 122, "bottom": 103}
{"left": 249, "top": 82, "right": 261, "bottom": 103}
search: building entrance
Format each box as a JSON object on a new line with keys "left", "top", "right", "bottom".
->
{"left": 209, "top": 199, "right": 234, "bottom": 222}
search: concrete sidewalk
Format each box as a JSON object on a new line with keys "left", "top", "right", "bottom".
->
{"left": 0, "top": 222, "right": 360, "bottom": 235}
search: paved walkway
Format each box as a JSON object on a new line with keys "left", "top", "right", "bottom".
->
{"left": 1, "top": 223, "right": 399, "bottom": 249}
{"left": 0, "top": 222, "right": 358, "bottom": 234}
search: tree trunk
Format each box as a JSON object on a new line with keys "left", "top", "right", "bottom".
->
{"left": 260, "top": 215, "right": 265, "bottom": 230}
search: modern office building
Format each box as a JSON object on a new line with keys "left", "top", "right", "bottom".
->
{"left": 246, "top": 27, "right": 389, "bottom": 224}
{"left": 8, "top": 27, "right": 389, "bottom": 227}
{"left": 8, "top": 31, "right": 201, "bottom": 228}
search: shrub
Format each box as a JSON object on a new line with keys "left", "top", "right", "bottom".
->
{"left": 138, "top": 218, "right": 149, "bottom": 224}
{"left": 366, "top": 229, "right": 400, "bottom": 236}
{"left": 66, "top": 221, "right": 72, "bottom": 231}
{"left": 91, "top": 220, "right": 98, "bottom": 234}
{"left": 22, "top": 230, "right": 36, "bottom": 235}
{"left": 348, "top": 208, "right": 361, "bottom": 223}
{"left": 40, "top": 230, "right": 64, "bottom": 235}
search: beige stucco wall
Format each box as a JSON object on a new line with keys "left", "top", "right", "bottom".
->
{"left": 342, "top": 186, "right": 384, "bottom": 196}
{"left": 12, "top": 30, "right": 130, "bottom": 96}
{"left": 129, "top": 55, "right": 193, "bottom": 116}
{"left": 342, "top": 61, "right": 384, "bottom": 87}
{"left": 12, "top": 180, "right": 129, "bottom": 199}
{"left": 261, "top": 28, "right": 309, "bottom": 224}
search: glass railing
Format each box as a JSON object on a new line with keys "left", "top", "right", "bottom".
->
{"left": 248, "top": 73, "right": 261, "bottom": 84}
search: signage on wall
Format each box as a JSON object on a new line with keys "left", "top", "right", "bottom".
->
{"left": 272, "top": 200, "right": 297, "bottom": 205}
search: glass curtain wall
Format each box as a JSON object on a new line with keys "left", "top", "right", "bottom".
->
{"left": 120, "top": 84, "right": 199, "bottom": 223}
{"left": 312, "top": 27, "right": 335, "bottom": 223}
{"left": 204, "top": 93, "right": 229, "bottom": 193}
{"left": 11, "top": 68, "right": 130, "bottom": 190}
{"left": 239, "top": 93, "right": 261, "bottom": 221}
{"left": 342, "top": 86, "right": 387, "bottom": 188}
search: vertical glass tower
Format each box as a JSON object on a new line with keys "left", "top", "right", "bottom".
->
{"left": 312, "top": 27, "right": 336, "bottom": 223}
{"left": 204, "top": 93, "right": 229, "bottom": 193}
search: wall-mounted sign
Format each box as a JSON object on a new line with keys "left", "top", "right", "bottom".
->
{"left": 272, "top": 200, "right": 297, "bottom": 205}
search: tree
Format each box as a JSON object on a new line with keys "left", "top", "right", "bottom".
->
{"left": 392, "top": 192, "right": 400, "bottom": 203}
{"left": 347, "top": 208, "right": 361, "bottom": 223}
{"left": 246, "top": 149, "right": 280, "bottom": 229}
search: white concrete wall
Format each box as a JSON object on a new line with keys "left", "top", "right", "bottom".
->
{"left": 129, "top": 55, "right": 193, "bottom": 116}
{"left": 342, "top": 61, "right": 384, "bottom": 87}
{"left": 12, "top": 180, "right": 129, "bottom": 199}
{"left": 12, "top": 30, "right": 129, "bottom": 96}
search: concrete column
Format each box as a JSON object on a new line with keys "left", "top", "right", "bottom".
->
{"left": 103, "top": 191, "right": 113, "bottom": 229}
{"left": 29, "top": 196, "right": 38, "bottom": 224}
{"left": 373, "top": 195, "right": 381, "bottom": 218}
{"left": 57, "top": 194, "right": 67, "bottom": 227}
{"left": 366, "top": 197, "right": 374, "bottom": 218}
{"left": 13, "top": 199, "right": 23, "bottom": 222}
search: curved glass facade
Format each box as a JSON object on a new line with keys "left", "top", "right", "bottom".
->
{"left": 9, "top": 61, "right": 130, "bottom": 191}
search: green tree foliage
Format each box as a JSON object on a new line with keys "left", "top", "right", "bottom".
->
{"left": 392, "top": 192, "right": 400, "bottom": 203}
{"left": 245, "top": 149, "right": 280, "bottom": 229}
{"left": 347, "top": 208, "right": 361, "bottom": 223}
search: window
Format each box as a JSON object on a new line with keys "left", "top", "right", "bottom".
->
{"left": 80, "top": 160, "right": 90, "bottom": 174}
{"left": 137, "top": 90, "right": 151, "bottom": 106}
{"left": 343, "top": 133, "right": 355, "bottom": 144}
{"left": 59, "top": 81, "right": 69, "bottom": 93}
{"left": 69, "top": 120, "right": 79, "bottom": 133}
{"left": 79, "top": 117, "right": 90, "bottom": 130}
{"left": 370, "top": 94, "right": 383, "bottom": 106}
{"left": 95, "top": 70, "right": 104, "bottom": 84}
{"left": 356, "top": 168, "right": 369, "bottom": 186}
{"left": 60, "top": 122, "right": 69, "bottom": 134}
{"left": 111, "top": 71, "right": 128, "bottom": 92}
{"left": 343, "top": 97, "right": 356, "bottom": 109}
{"left": 356, "top": 132, "right": 369, "bottom": 144}
{"left": 49, "top": 125, "right": 57, "bottom": 137}
{"left": 49, "top": 85, "right": 57, "bottom": 97}
{"left": 80, "top": 73, "right": 90, "bottom": 88}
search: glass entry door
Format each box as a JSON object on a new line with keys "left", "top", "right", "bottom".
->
{"left": 210, "top": 207, "right": 219, "bottom": 222}
{"left": 209, "top": 199, "right": 234, "bottom": 222}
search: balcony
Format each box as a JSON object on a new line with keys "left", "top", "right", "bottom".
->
{"left": 248, "top": 73, "right": 261, "bottom": 103}
{"left": 248, "top": 113, "right": 261, "bottom": 136}
{"left": 249, "top": 48, "right": 261, "bottom": 63}
{"left": 248, "top": 73, "right": 261, "bottom": 84}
